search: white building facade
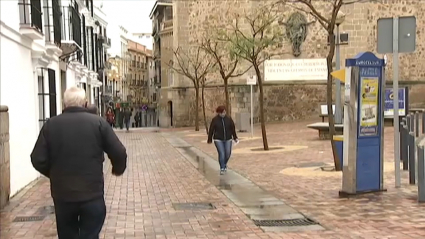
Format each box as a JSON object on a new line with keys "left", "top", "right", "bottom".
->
{"left": 0, "top": 0, "right": 104, "bottom": 197}
{"left": 108, "top": 24, "right": 130, "bottom": 103}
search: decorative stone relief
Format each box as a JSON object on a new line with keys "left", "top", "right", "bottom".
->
{"left": 279, "top": 12, "right": 315, "bottom": 57}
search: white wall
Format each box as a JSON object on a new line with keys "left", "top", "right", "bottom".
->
{"left": 0, "top": 0, "right": 19, "bottom": 33}
{"left": 0, "top": 28, "right": 40, "bottom": 196}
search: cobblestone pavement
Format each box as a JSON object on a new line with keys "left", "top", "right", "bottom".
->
{"left": 176, "top": 120, "right": 425, "bottom": 239}
{"left": 1, "top": 129, "right": 338, "bottom": 239}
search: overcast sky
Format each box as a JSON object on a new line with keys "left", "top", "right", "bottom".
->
{"left": 98, "top": 0, "right": 155, "bottom": 33}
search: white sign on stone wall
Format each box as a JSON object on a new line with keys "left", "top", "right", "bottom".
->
{"left": 264, "top": 59, "right": 328, "bottom": 81}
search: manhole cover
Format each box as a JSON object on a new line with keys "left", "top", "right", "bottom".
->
{"left": 250, "top": 147, "right": 284, "bottom": 152}
{"left": 172, "top": 202, "right": 215, "bottom": 210}
{"left": 36, "top": 206, "right": 55, "bottom": 215}
{"left": 296, "top": 162, "right": 327, "bottom": 168}
{"left": 253, "top": 218, "right": 319, "bottom": 227}
{"left": 13, "top": 216, "right": 46, "bottom": 222}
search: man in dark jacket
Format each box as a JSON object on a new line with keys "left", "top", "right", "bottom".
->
{"left": 87, "top": 104, "right": 98, "bottom": 115}
{"left": 31, "top": 86, "right": 127, "bottom": 239}
{"left": 123, "top": 108, "right": 132, "bottom": 131}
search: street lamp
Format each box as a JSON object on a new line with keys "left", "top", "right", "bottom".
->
{"left": 335, "top": 10, "right": 346, "bottom": 124}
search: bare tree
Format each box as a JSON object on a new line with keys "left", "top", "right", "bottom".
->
{"left": 200, "top": 76, "right": 213, "bottom": 134}
{"left": 168, "top": 46, "right": 215, "bottom": 131}
{"left": 217, "top": 2, "right": 284, "bottom": 150}
{"left": 200, "top": 38, "right": 252, "bottom": 116}
{"left": 282, "top": 0, "right": 380, "bottom": 170}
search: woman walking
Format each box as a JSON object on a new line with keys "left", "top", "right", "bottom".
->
{"left": 207, "top": 106, "right": 238, "bottom": 175}
{"left": 105, "top": 108, "right": 115, "bottom": 127}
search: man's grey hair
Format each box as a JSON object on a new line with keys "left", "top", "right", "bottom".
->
{"left": 63, "top": 87, "right": 86, "bottom": 108}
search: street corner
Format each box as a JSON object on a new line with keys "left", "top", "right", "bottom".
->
{"left": 232, "top": 145, "right": 308, "bottom": 154}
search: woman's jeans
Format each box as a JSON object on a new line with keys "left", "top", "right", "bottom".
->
{"left": 214, "top": 140, "right": 233, "bottom": 170}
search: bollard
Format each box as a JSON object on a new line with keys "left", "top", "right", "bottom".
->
{"left": 415, "top": 113, "right": 420, "bottom": 137}
{"left": 418, "top": 145, "right": 425, "bottom": 202}
{"left": 409, "top": 132, "right": 416, "bottom": 185}
{"left": 401, "top": 122, "right": 408, "bottom": 170}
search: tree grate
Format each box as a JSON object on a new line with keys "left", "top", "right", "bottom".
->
{"left": 13, "top": 216, "right": 46, "bottom": 222}
{"left": 253, "top": 218, "right": 319, "bottom": 227}
{"left": 172, "top": 202, "right": 216, "bottom": 210}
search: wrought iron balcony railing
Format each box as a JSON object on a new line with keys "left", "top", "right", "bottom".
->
{"left": 18, "top": 0, "right": 43, "bottom": 33}
{"left": 61, "top": 5, "right": 82, "bottom": 47}
{"left": 43, "top": 0, "right": 62, "bottom": 46}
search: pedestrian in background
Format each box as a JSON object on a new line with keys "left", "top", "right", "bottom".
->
{"left": 31, "top": 86, "right": 127, "bottom": 239}
{"left": 207, "top": 106, "right": 238, "bottom": 175}
{"left": 123, "top": 108, "right": 132, "bottom": 131}
{"left": 105, "top": 108, "right": 115, "bottom": 127}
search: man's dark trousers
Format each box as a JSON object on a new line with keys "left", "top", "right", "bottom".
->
{"left": 53, "top": 197, "right": 106, "bottom": 239}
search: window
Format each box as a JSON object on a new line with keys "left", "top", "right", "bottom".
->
{"left": 37, "top": 68, "right": 57, "bottom": 129}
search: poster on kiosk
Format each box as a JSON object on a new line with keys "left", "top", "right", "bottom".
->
{"left": 340, "top": 52, "right": 386, "bottom": 196}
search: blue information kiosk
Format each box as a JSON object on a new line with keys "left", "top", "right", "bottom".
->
{"left": 339, "top": 52, "right": 386, "bottom": 196}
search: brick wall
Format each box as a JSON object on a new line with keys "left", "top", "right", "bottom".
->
{"left": 0, "top": 106, "right": 10, "bottom": 209}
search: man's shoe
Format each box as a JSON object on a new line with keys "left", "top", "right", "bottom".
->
{"left": 220, "top": 169, "right": 225, "bottom": 175}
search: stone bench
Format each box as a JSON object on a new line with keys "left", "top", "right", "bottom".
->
{"left": 307, "top": 122, "right": 344, "bottom": 140}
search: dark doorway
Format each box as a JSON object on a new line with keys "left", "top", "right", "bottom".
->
{"left": 168, "top": 101, "right": 173, "bottom": 127}
{"left": 60, "top": 70, "right": 66, "bottom": 108}
{"left": 48, "top": 69, "right": 57, "bottom": 117}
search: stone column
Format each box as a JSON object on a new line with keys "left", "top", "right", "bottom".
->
{"left": 0, "top": 106, "right": 10, "bottom": 209}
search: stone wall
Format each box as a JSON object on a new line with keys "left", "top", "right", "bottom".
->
{"left": 163, "top": 0, "right": 425, "bottom": 127}
{"left": 181, "top": 0, "right": 425, "bottom": 83}
{"left": 167, "top": 82, "right": 425, "bottom": 128}
{"left": 0, "top": 106, "right": 10, "bottom": 209}
{"left": 166, "top": 83, "right": 328, "bottom": 127}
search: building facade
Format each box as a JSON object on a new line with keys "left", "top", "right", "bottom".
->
{"left": 151, "top": 0, "right": 425, "bottom": 127}
{"left": 150, "top": 0, "right": 173, "bottom": 127}
{"left": 108, "top": 25, "right": 130, "bottom": 105}
{"left": 93, "top": 4, "right": 111, "bottom": 115}
{"left": 127, "top": 40, "right": 150, "bottom": 106}
{"left": 0, "top": 0, "right": 105, "bottom": 197}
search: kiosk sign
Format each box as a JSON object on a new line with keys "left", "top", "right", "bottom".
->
{"left": 359, "top": 77, "right": 379, "bottom": 136}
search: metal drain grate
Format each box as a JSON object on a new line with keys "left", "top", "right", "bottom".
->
{"left": 13, "top": 216, "right": 46, "bottom": 222}
{"left": 253, "top": 218, "right": 319, "bottom": 227}
{"left": 172, "top": 202, "right": 215, "bottom": 210}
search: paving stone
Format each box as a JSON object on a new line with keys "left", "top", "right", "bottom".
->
{"left": 178, "top": 120, "right": 425, "bottom": 238}
{"left": 0, "top": 132, "right": 261, "bottom": 238}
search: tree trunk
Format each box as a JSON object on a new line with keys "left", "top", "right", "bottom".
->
{"left": 224, "top": 78, "right": 231, "bottom": 116}
{"left": 326, "top": 31, "right": 341, "bottom": 171}
{"left": 195, "top": 86, "right": 200, "bottom": 131}
{"left": 254, "top": 64, "right": 269, "bottom": 150}
{"left": 201, "top": 82, "right": 208, "bottom": 134}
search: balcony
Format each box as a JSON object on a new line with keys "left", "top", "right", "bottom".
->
{"left": 43, "top": 0, "right": 62, "bottom": 55}
{"left": 161, "top": 19, "right": 173, "bottom": 31}
{"left": 103, "top": 37, "right": 111, "bottom": 49}
{"left": 60, "top": 5, "right": 82, "bottom": 56}
{"left": 18, "top": 0, "right": 43, "bottom": 40}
